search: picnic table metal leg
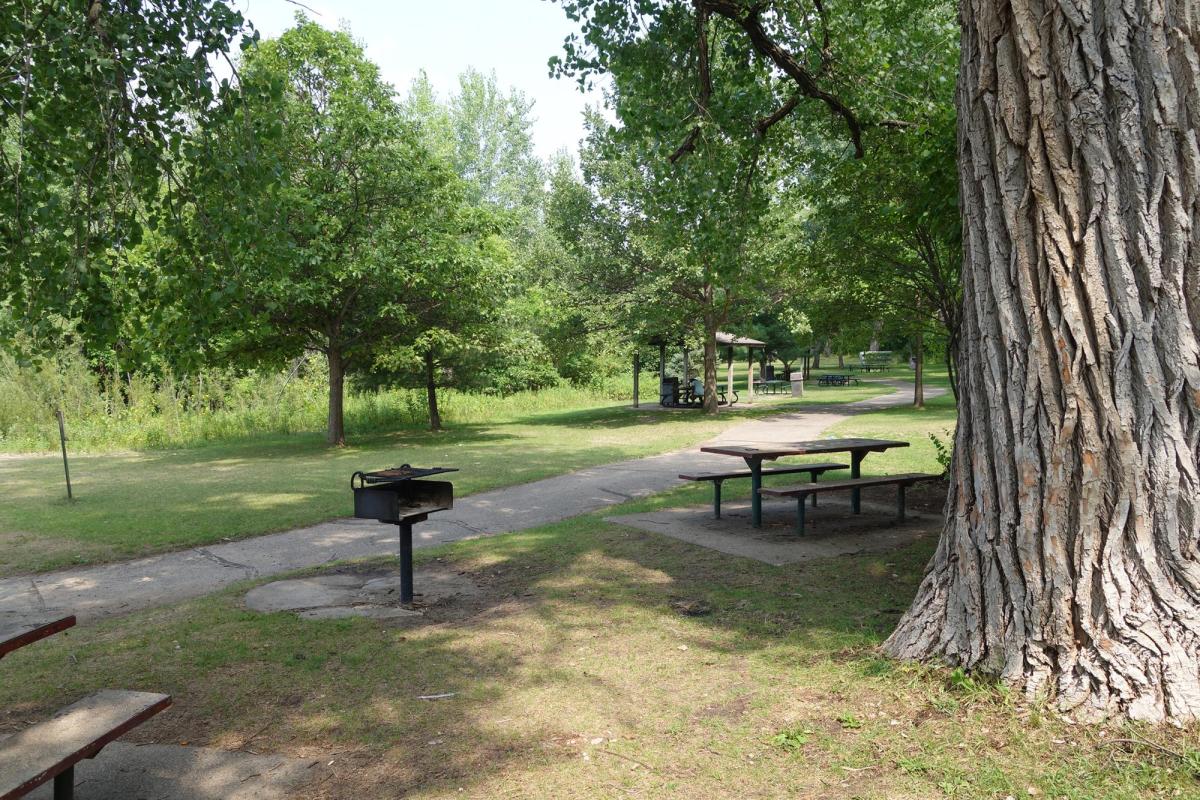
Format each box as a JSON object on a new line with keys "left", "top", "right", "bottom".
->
{"left": 745, "top": 457, "right": 763, "bottom": 528}
{"left": 713, "top": 480, "right": 723, "bottom": 519}
{"left": 54, "top": 766, "right": 73, "bottom": 800}
{"left": 796, "top": 495, "right": 806, "bottom": 535}
{"left": 398, "top": 522, "right": 414, "bottom": 604}
{"left": 851, "top": 451, "right": 865, "bottom": 514}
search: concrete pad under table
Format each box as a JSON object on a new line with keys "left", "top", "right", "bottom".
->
{"left": 607, "top": 496, "right": 938, "bottom": 566}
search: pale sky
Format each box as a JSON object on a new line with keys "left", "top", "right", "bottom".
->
{"left": 233, "top": 0, "right": 604, "bottom": 160}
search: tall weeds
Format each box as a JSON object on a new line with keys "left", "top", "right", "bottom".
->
{"left": 0, "top": 351, "right": 651, "bottom": 453}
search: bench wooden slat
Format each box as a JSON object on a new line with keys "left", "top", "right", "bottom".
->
{"left": 679, "top": 462, "right": 848, "bottom": 482}
{"left": 760, "top": 473, "right": 941, "bottom": 496}
{"left": 0, "top": 614, "right": 76, "bottom": 660}
{"left": 760, "top": 473, "right": 942, "bottom": 534}
{"left": 0, "top": 690, "right": 171, "bottom": 800}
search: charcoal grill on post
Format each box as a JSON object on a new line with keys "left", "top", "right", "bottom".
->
{"left": 351, "top": 465, "right": 457, "bottom": 604}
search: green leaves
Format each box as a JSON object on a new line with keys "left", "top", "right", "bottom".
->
{"left": 174, "top": 19, "right": 512, "bottom": 436}
{"left": 1, "top": 0, "right": 250, "bottom": 356}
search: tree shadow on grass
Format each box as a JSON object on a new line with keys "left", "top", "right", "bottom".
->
{"left": 0, "top": 502, "right": 942, "bottom": 798}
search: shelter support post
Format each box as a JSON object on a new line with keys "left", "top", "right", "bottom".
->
{"left": 726, "top": 346, "right": 734, "bottom": 405}
{"left": 746, "top": 350, "right": 754, "bottom": 404}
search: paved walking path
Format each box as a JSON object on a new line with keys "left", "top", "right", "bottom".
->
{"left": 0, "top": 381, "right": 942, "bottom": 621}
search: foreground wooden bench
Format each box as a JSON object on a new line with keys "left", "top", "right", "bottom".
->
{"left": 0, "top": 615, "right": 76, "bottom": 661}
{"left": 760, "top": 472, "right": 941, "bottom": 533}
{"left": 680, "top": 462, "right": 847, "bottom": 518}
{"left": 0, "top": 689, "right": 171, "bottom": 800}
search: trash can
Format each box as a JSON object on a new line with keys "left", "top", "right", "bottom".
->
{"left": 660, "top": 377, "right": 679, "bottom": 407}
{"left": 791, "top": 377, "right": 804, "bottom": 397}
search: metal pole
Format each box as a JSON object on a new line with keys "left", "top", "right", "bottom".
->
{"left": 746, "top": 351, "right": 754, "bottom": 404}
{"left": 726, "top": 347, "right": 734, "bottom": 404}
{"left": 398, "top": 522, "right": 414, "bottom": 604}
{"left": 851, "top": 450, "right": 864, "bottom": 514}
{"left": 54, "top": 766, "right": 74, "bottom": 799}
{"left": 747, "top": 457, "right": 763, "bottom": 527}
{"left": 56, "top": 409, "right": 73, "bottom": 500}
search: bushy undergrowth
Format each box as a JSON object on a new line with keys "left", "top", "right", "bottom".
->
{"left": 0, "top": 351, "right": 653, "bottom": 454}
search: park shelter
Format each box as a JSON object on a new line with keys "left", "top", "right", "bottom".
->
{"left": 634, "top": 332, "right": 766, "bottom": 407}
{"left": 716, "top": 332, "right": 767, "bottom": 403}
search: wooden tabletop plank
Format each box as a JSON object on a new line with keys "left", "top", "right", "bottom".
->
{"left": 0, "top": 690, "right": 171, "bottom": 800}
{"left": 700, "top": 438, "right": 910, "bottom": 459}
{"left": 0, "top": 614, "right": 76, "bottom": 660}
{"left": 678, "top": 461, "right": 849, "bottom": 481}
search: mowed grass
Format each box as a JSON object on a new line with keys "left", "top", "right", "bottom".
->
{"left": 0, "top": 382, "right": 888, "bottom": 576}
{"left": 825, "top": 387, "right": 958, "bottom": 477}
{"left": 3, "top": 500, "right": 1195, "bottom": 799}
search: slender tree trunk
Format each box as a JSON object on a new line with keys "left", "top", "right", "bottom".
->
{"left": 868, "top": 322, "right": 881, "bottom": 352}
{"left": 913, "top": 331, "right": 924, "bottom": 409}
{"left": 812, "top": 338, "right": 823, "bottom": 369}
{"left": 701, "top": 286, "right": 719, "bottom": 414}
{"left": 944, "top": 330, "right": 960, "bottom": 402}
{"left": 326, "top": 346, "right": 346, "bottom": 447}
{"left": 885, "top": 0, "right": 1200, "bottom": 723}
{"left": 425, "top": 349, "right": 441, "bottom": 432}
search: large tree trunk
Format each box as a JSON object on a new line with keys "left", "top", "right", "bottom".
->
{"left": 425, "top": 348, "right": 442, "bottom": 432}
{"left": 884, "top": 0, "right": 1200, "bottom": 723}
{"left": 326, "top": 346, "right": 346, "bottom": 447}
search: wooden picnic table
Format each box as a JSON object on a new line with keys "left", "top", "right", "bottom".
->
{"left": 0, "top": 613, "right": 76, "bottom": 659}
{"left": 698, "top": 438, "right": 909, "bottom": 527}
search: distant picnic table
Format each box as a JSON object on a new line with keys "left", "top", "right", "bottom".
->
{"left": 699, "top": 438, "right": 910, "bottom": 527}
{"left": 816, "top": 374, "right": 859, "bottom": 387}
{"left": 753, "top": 378, "right": 789, "bottom": 394}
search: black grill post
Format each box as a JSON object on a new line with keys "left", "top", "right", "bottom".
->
{"left": 398, "top": 522, "right": 414, "bottom": 604}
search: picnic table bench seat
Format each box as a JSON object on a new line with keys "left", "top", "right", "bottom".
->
{"left": 0, "top": 690, "right": 171, "bottom": 800}
{"left": 760, "top": 472, "right": 941, "bottom": 533}
{"left": 0, "top": 615, "right": 76, "bottom": 660}
{"left": 680, "top": 461, "right": 847, "bottom": 518}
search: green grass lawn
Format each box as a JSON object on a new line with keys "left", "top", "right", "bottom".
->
{"left": 0, "top": 382, "right": 889, "bottom": 576}
{"left": 825, "top": 389, "right": 957, "bottom": 477}
{"left": 3, "top": 487, "right": 1193, "bottom": 799}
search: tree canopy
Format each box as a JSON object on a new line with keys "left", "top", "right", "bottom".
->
{"left": 180, "top": 19, "right": 502, "bottom": 444}
{"left": 0, "top": 0, "right": 250, "bottom": 352}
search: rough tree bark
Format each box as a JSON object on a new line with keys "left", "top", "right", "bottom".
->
{"left": 884, "top": 0, "right": 1200, "bottom": 723}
